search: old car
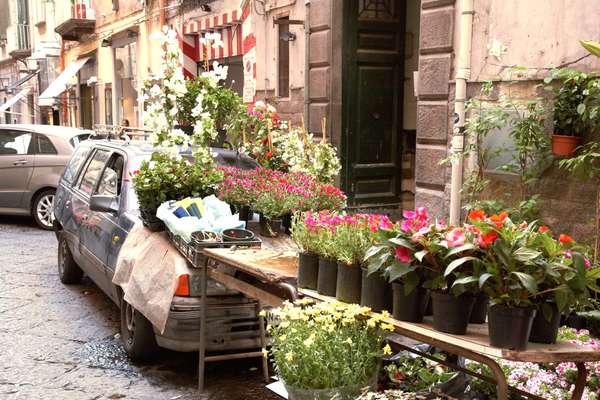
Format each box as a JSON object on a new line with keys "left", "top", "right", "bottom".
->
{"left": 53, "top": 138, "right": 262, "bottom": 360}
{"left": 0, "top": 124, "right": 90, "bottom": 229}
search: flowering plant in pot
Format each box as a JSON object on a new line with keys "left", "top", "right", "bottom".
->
{"left": 308, "top": 211, "right": 345, "bottom": 297}
{"left": 266, "top": 299, "right": 393, "bottom": 400}
{"left": 291, "top": 212, "right": 325, "bottom": 290}
{"left": 332, "top": 214, "right": 393, "bottom": 304}
{"left": 544, "top": 68, "right": 600, "bottom": 156}
{"left": 468, "top": 209, "right": 547, "bottom": 350}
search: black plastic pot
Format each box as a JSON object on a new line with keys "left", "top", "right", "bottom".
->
{"left": 469, "top": 292, "right": 489, "bottom": 324}
{"left": 529, "top": 302, "right": 561, "bottom": 344}
{"left": 565, "top": 313, "right": 588, "bottom": 330}
{"left": 336, "top": 262, "right": 362, "bottom": 304}
{"left": 431, "top": 292, "right": 475, "bottom": 335}
{"left": 360, "top": 267, "right": 391, "bottom": 312}
{"left": 298, "top": 252, "right": 319, "bottom": 290}
{"left": 236, "top": 205, "right": 251, "bottom": 223}
{"left": 222, "top": 228, "right": 254, "bottom": 242}
{"left": 392, "top": 282, "right": 429, "bottom": 323}
{"left": 488, "top": 305, "right": 536, "bottom": 350}
{"left": 139, "top": 208, "right": 165, "bottom": 232}
{"left": 259, "top": 216, "right": 282, "bottom": 237}
{"left": 282, "top": 214, "right": 292, "bottom": 235}
{"left": 317, "top": 257, "right": 338, "bottom": 296}
{"left": 424, "top": 294, "right": 433, "bottom": 316}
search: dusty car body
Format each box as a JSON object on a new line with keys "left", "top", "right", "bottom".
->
{"left": 53, "top": 139, "right": 261, "bottom": 358}
{"left": 0, "top": 124, "right": 90, "bottom": 229}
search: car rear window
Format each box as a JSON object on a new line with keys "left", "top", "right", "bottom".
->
{"left": 70, "top": 134, "right": 90, "bottom": 148}
{"left": 35, "top": 134, "right": 57, "bottom": 155}
{"left": 63, "top": 146, "right": 92, "bottom": 184}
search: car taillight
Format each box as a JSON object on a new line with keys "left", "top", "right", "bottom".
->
{"left": 174, "top": 275, "right": 190, "bottom": 296}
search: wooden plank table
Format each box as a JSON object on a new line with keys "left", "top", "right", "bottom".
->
{"left": 198, "top": 242, "right": 600, "bottom": 400}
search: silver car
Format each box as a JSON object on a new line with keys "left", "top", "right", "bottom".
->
{"left": 0, "top": 124, "right": 90, "bottom": 229}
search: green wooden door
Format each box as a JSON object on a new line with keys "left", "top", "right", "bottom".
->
{"left": 342, "top": 0, "right": 406, "bottom": 207}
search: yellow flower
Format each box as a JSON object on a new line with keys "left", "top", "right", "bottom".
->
{"left": 383, "top": 344, "right": 392, "bottom": 355}
{"left": 262, "top": 348, "right": 269, "bottom": 358}
{"left": 367, "top": 318, "right": 377, "bottom": 328}
{"left": 259, "top": 310, "right": 267, "bottom": 317}
{"left": 280, "top": 334, "right": 287, "bottom": 341}
{"left": 381, "top": 323, "right": 395, "bottom": 332}
{"left": 345, "top": 337, "right": 353, "bottom": 345}
{"left": 380, "top": 310, "right": 390, "bottom": 319}
{"left": 303, "top": 333, "right": 316, "bottom": 347}
{"left": 280, "top": 321, "right": 290, "bottom": 329}
{"left": 286, "top": 352, "right": 294, "bottom": 362}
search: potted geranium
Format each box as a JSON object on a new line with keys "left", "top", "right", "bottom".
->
{"left": 545, "top": 68, "right": 600, "bottom": 156}
{"left": 312, "top": 211, "right": 343, "bottom": 297}
{"left": 266, "top": 299, "right": 392, "bottom": 400}
{"left": 291, "top": 212, "right": 322, "bottom": 290}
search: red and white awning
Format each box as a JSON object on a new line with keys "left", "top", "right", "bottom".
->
{"left": 183, "top": 9, "right": 244, "bottom": 60}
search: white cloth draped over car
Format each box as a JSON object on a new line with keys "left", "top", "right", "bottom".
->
{"left": 113, "top": 223, "right": 189, "bottom": 333}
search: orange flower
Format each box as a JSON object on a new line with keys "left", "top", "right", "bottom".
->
{"left": 539, "top": 226, "right": 550, "bottom": 234}
{"left": 559, "top": 234, "right": 574, "bottom": 244}
{"left": 519, "top": 221, "right": 528, "bottom": 228}
{"left": 490, "top": 211, "right": 509, "bottom": 228}
{"left": 478, "top": 231, "right": 499, "bottom": 248}
{"left": 468, "top": 209, "right": 486, "bottom": 221}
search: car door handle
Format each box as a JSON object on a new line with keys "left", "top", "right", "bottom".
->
{"left": 13, "top": 160, "right": 28, "bottom": 166}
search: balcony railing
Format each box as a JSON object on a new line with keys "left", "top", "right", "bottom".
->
{"left": 55, "top": 1, "right": 95, "bottom": 41}
{"left": 16, "top": 23, "right": 30, "bottom": 50}
{"left": 72, "top": 0, "right": 96, "bottom": 20}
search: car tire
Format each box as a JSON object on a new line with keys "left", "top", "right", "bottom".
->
{"left": 120, "top": 295, "right": 159, "bottom": 360}
{"left": 57, "top": 234, "right": 84, "bottom": 284}
{"left": 32, "top": 189, "right": 56, "bottom": 230}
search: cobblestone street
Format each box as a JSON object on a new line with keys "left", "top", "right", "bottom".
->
{"left": 0, "top": 216, "right": 279, "bottom": 400}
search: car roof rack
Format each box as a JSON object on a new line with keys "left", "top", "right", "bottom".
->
{"left": 91, "top": 124, "right": 153, "bottom": 143}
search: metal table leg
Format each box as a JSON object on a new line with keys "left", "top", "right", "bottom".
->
{"left": 198, "top": 256, "right": 209, "bottom": 392}
{"left": 572, "top": 362, "right": 587, "bottom": 400}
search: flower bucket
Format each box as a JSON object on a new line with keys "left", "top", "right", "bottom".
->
{"left": 529, "top": 302, "right": 561, "bottom": 344}
{"left": 236, "top": 205, "right": 252, "bottom": 223}
{"left": 552, "top": 134, "right": 581, "bottom": 156}
{"left": 431, "top": 292, "right": 475, "bottom": 335}
{"left": 488, "top": 304, "right": 536, "bottom": 350}
{"left": 259, "top": 216, "right": 282, "bottom": 237}
{"left": 336, "top": 262, "right": 362, "bottom": 304}
{"left": 298, "top": 251, "right": 319, "bottom": 290}
{"left": 360, "top": 267, "right": 391, "bottom": 312}
{"left": 392, "top": 283, "right": 429, "bottom": 323}
{"left": 317, "top": 257, "right": 338, "bottom": 296}
{"left": 469, "top": 292, "right": 489, "bottom": 324}
{"left": 282, "top": 213, "right": 293, "bottom": 235}
{"left": 282, "top": 369, "right": 378, "bottom": 400}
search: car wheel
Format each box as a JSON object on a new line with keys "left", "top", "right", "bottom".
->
{"left": 32, "top": 189, "right": 56, "bottom": 230}
{"left": 120, "top": 296, "right": 159, "bottom": 360}
{"left": 57, "top": 234, "right": 84, "bottom": 284}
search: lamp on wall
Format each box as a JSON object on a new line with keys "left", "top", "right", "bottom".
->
{"left": 101, "top": 38, "right": 112, "bottom": 47}
{"left": 280, "top": 31, "right": 296, "bottom": 42}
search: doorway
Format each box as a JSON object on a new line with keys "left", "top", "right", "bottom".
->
{"left": 341, "top": 0, "right": 417, "bottom": 208}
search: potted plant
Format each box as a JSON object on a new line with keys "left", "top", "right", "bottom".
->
{"left": 332, "top": 214, "right": 392, "bottom": 304}
{"left": 311, "top": 211, "right": 343, "bottom": 297}
{"left": 291, "top": 212, "right": 322, "bottom": 290}
{"left": 545, "top": 68, "right": 600, "bottom": 156}
{"left": 253, "top": 188, "right": 285, "bottom": 237}
{"left": 266, "top": 300, "right": 392, "bottom": 400}
{"left": 218, "top": 167, "right": 257, "bottom": 223}
{"left": 469, "top": 210, "right": 543, "bottom": 350}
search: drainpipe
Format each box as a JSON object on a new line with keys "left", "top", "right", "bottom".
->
{"left": 303, "top": 0, "right": 310, "bottom": 130}
{"left": 448, "top": 0, "right": 474, "bottom": 225}
{"left": 159, "top": 0, "right": 166, "bottom": 27}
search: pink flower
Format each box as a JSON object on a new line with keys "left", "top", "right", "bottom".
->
{"left": 394, "top": 247, "right": 412, "bottom": 263}
{"left": 445, "top": 228, "right": 466, "bottom": 247}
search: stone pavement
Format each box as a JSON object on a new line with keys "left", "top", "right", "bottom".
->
{"left": 0, "top": 216, "right": 280, "bottom": 400}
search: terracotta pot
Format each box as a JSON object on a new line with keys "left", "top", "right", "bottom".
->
{"left": 552, "top": 134, "right": 581, "bottom": 156}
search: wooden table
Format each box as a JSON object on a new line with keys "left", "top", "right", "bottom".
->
{"left": 198, "top": 243, "right": 600, "bottom": 400}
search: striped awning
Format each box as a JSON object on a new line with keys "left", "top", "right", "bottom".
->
{"left": 182, "top": 9, "right": 244, "bottom": 60}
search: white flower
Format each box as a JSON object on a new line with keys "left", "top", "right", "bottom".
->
{"left": 254, "top": 100, "right": 266, "bottom": 110}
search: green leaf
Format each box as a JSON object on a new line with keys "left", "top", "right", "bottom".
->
{"left": 388, "top": 237, "right": 415, "bottom": 250}
{"left": 388, "top": 262, "right": 415, "bottom": 282}
{"left": 479, "top": 272, "right": 493, "bottom": 288}
{"left": 444, "top": 243, "right": 477, "bottom": 258}
{"left": 577, "top": 103, "right": 586, "bottom": 115}
{"left": 513, "top": 247, "right": 541, "bottom": 263}
{"left": 404, "top": 272, "right": 420, "bottom": 295}
{"left": 451, "top": 276, "right": 479, "bottom": 288}
{"left": 511, "top": 271, "right": 538, "bottom": 293}
{"left": 444, "top": 256, "right": 478, "bottom": 277}
{"left": 414, "top": 250, "right": 429, "bottom": 262}
{"left": 365, "top": 245, "right": 386, "bottom": 261}
{"left": 543, "top": 76, "right": 553, "bottom": 84}
{"left": 581, "top": 40, "right": 600, "bottom": 58}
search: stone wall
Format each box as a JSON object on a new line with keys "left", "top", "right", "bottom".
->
{"left": 414, "top": 0, "right": 456, "bottom": 218}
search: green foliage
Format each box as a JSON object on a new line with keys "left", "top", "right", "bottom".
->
{"left": 544, "top": 68, "right": 600, "bottom": 137}
{"left": 385, "top": 354, "right": 457, "bottom": 393}
{"left": 582, "top": 40, "right": 600, "bottom": 58}
{"left": 465, "top": 197, "right": 540, "bottom": 223}
{"left": 559, "top": 141, "right": 600, "bottom": 181}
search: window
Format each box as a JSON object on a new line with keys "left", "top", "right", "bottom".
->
{"left": 69, "top": 134, "right": 90, "bottom": 148}
{"left": 78, "top": 149, "right": 110, "bottom": 195}
{"left": 35, "top": 134, "right": 57, "bottom": 154}
{"left": 63, "top": 146, "right": 91, "bottom": 184}
{"left": 278, "top": 17, "right": 290, "bottom": 98}
{"left": 105, "top": 86, "right": 113, "bottom": 125}
{"left": 97, "top": 154, "right": 124, "bottom": 197}
{"left": 0, "top": 130, "right": 32, "bottom": 155}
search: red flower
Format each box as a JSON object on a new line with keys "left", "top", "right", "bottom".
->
{"left": 394, "top": 247, "right": 412, "bottom": 263}
{"left": 559, "top": 234, "right": 574, "bottom": 244}
{"left": 468, "top": 209, "right": 486, "bottom": 221}
{"left": 490, "top": 211, "right": 508, "bottom": 228}
{"left": 519, "top": 221, "right": 528, "bottom": 228}
{"left": 266, "top": 151, "right": 273, "bottom": 158}
{"left": 539, "top": 225, "right": 550, "bottom": 234}
{"left": 478, "top": 231, "right": 499, "bottom": 248}
{"left": 132, "top": 169, "right": 140, "bottom": 175}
